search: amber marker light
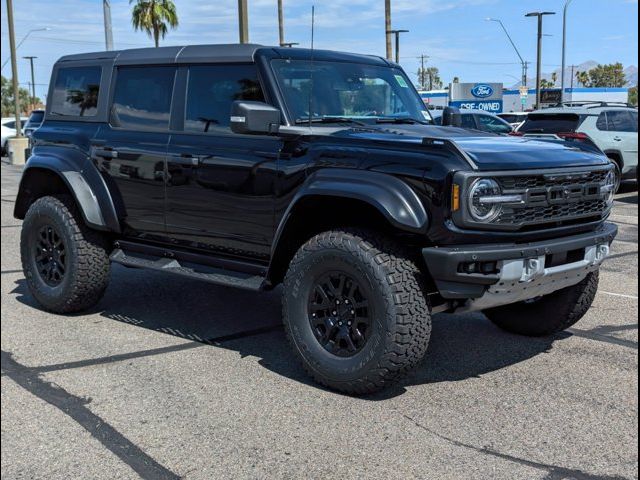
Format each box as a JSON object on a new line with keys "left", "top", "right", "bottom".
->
{"left": 452, "top": 184, "right": 461, "bottom": 212}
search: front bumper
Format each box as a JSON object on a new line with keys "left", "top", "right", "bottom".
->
{"left": 423, "top": 222, "right": 618, "bottom": 311}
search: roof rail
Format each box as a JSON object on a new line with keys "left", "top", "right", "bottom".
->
{"left": 548, "top": 101, "right": 636, "bottom": 109}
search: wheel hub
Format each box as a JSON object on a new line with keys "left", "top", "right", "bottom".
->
{"left": 34, "top": 225, "right": 66, "bottom": 286}
{"left": 308, "top": 272, "right": 371, "bottom": 357}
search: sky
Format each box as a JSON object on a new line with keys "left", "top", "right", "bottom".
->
{"left": 1, "top": 0, "right": 638, "bottom": 102}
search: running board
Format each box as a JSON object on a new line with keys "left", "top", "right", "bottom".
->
{"left": 110, "top": 249, "right": 265, "bottom": 291}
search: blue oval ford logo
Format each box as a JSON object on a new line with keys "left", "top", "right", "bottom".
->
{"left": 471, "top": 84, "right": 494, "bottom": 98}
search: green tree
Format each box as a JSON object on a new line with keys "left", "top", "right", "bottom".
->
{"left": 130, "top": 0, "right": 178, "bottom": 48}
{"left": 578, "top": 63, "right": 626, "bottom": 88}
{"left": 629, "top": 86, "right": 638, "bottom": 106}
{"left": 1, "top": 75, "right": 37, "bottom": 116}
{"left": 540, "top": 79, "right": 555, "bottom": 89}
{"left": 418, "top": 66, "right": 442, "bottom": 91}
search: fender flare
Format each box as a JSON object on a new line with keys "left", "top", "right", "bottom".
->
{"left": 271, "top": 168, "right": 429, "bottom": 257}
{"left": 14, "top": 150, "right": 121, "bottom": 232}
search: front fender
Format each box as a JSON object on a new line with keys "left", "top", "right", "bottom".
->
{"left": 272, "top": 168, "right": 428, "bottom": 251}
{"left": 14, "top": 148, "right": 120, "bottom": 232}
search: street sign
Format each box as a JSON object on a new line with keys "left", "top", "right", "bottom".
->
{"left": 519, "top": 86, "right": 528, "bottom": 99}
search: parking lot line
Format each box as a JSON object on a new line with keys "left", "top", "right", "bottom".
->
{"left": 599, "top": 291, "right": 639, "bottom": 300}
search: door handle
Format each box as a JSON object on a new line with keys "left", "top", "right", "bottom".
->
{"left": 613, "top": 137, "right": 622, "bottom": 142}
{"left": 94, "top": 147, "right": 118, "bottom": 159}
{"left": 171, "top": 153, "right": 204, "bottom": 165}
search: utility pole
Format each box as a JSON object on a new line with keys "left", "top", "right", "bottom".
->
{"left": 560, "top": 0, "right": 574, "bottom": 103}
{"left": 526, "top": 11, "right": 556, "bottom": 109}
{"left": 420, "top": 54, "right": 426, "bottom": 90}
{"left": 103, "top": 0, "right": 114, "bottom": 50}
{"left": 23, "top": 56, "right": 37, "bottom": 110}
{"left": 385, "top": 0, "right": 392, "bottom": 61}
{"left": 6, "top": 0, "right": 22, "bottom": 135}
{"left": 277, "top": 0, "right": 285, "bottom": 46}
{"left": 238, "top": 0, "right": 249, "bottom": 44}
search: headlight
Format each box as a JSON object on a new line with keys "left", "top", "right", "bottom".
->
{"left": 468, "top": 178, "right": 503, "bottom": 222}
{"left": 603, "top": 170, "right": 616, "bottom": 205}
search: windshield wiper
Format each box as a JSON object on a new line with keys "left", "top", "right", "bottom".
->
{"left": 375, "top": 117, "right": 428, "bottom": 125}
{"left": 294, "top": 116, "right": 366, "bottom": 126}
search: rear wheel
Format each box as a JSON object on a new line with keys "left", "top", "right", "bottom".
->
{"left": 20, "top": 195, "right": 110, "bottom": 313}
{"left": 484, "top": 272, "right": 599, "bottom": 337}
{"left": 282, "top": 229, "right": 431, "bottom": 395}
{"left": 607, "top": 157, "right": 622, "bottom": 193}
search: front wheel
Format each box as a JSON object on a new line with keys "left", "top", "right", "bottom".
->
{"left": 282, "top": 229, "right": 431, "bottom": 395}
{"left": 484, "top": 271, "right": 599, "bottom": 337}
{"left": 20, "top": 195, "right": 111, "bottom": 313}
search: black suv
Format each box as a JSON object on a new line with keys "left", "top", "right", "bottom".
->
{"left": 15, "top": 45, "right": 618, "bottom": 394}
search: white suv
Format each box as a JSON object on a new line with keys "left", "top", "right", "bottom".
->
{"left": 518, "top": 103, "right": 638, "bottom": 189}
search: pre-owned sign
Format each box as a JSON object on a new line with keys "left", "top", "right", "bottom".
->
{"left": 449, "top": 82, "right": 504, "bottom": 113}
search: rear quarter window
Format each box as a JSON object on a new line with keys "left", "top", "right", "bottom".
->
{"left": 518, "top": 113, "right": 582, "bottom": 134}
{"left": 50, "top": 66, "right": 102, "bottom": 117}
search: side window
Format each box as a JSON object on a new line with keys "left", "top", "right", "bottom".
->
{"left": 111, "top": 66, "right": 176, "bottom": 131}
{"left": 185, "top": 64, "right": 265, "bottom": 133}
{"left": 631, "top": 111, "right": 639, "bottom": 133}
{"left": 4, "top": 121, "right": 15, "bottom": 129}
{"left": 596, "top": 112, "right": 608, "bottom": 131}
{"left": 477, "top": 114, "right": 512, "bottom": 133}
{"left": 461, "top": 114, "right": 476, "bottom": 129}
{"left": 50, "top": 66, "right": 101, "bottom": 117}
{"left": 607, "top": 111, "right": 636, "bottom": 132}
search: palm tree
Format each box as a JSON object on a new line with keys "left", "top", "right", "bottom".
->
{"left": 130, "top": 0, "right": 178, "bottom": 48}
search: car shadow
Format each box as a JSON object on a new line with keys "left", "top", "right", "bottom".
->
{"left": 11, "top": 265, "right": 565, "bottom": 400}
{"left": 616, "top": 182, "right": 638, "bottom": 204}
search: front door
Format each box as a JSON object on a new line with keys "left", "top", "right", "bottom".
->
{"left": 165, "top": 64, "right": 281, "bottom": 260}
{"left": 92, "top": 65, "right": 177, "bottom": 240}
{"left": 595, "top": 110, "right": 638, "bottom": 172}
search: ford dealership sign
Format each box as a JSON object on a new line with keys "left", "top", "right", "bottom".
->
{"left": 471, "top": 84, "right": 494, "bottom": 98}
{"left": 449, "top": 82, "right": 504, "bottom": 113}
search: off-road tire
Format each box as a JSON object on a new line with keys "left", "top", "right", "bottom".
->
{"left": 282, "top": 229, "right": 431, "bottom": 395}
{"left": 20, "top": 195, "right": 110, "bottom": 313}
{"left": 484, "top": 271, "right": 599, "bottom": 337}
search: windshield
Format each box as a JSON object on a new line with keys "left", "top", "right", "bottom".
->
{"left": 519, "top": 113, "right": 583, "bottom": 134}
{"left": 271, "top": 59, "right": 432, "bottom": 124}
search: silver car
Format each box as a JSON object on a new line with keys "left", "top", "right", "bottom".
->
{"left": 518, "top": 102, "right": 638, "bottom": 189}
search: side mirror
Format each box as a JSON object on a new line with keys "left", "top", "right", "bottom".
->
{"left": 441, "top": 106, "right": 462, "bottom": 127}
{"left": 230, "top": 101, "right": 281, "bottom": 135}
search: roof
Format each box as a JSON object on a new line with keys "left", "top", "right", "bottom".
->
{"left": 56, "top": 44, "right": 389, "bottom": 67}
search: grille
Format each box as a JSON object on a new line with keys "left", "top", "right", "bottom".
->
{"left": 498, "top": 170, "right": 609, "bottom": 190}
{"left": 490, "top": 168, "right": 611, "bottom": 228}
{"left": 498, "top": 200, "right": 608, "bottom": 225}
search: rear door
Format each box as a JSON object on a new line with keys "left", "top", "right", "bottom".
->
{"left": 92, "top": 65, "right": 176, "bottom": 239}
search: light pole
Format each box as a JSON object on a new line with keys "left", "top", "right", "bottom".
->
{"left": 238, "top": 0, "right": 249, "bottom": 44}
{"left": 526, "top": 11, "right": 556, "bottom": 109}
{"left": 486, "top": 18, "right": 527, "bottom": 86}
{"left": 560, "top": 0, "right": 574, "bottom": 104}
{"left": 23, "top": 56, "right": 37, "bottom": 111}
{"left": 1, "top": 27, "right": 50, "bottom": 71}
{"left": 278, "top": 0, "right": 285, "bottom": 47}
{"left": 387, "top": 29, "right": 409, "bottom": 64}
{"left": 103, "top": 0, "right": 114, "bottom": 50}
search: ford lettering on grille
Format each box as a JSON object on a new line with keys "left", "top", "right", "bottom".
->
{"left": 525, "top": 183, "right": 602, "bottom": 206}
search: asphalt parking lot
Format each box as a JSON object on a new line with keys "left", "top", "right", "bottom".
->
{"left": 1, "top": 160, "right": 637, "bottom": 480}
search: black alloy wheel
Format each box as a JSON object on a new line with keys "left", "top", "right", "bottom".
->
{"left": 34, "top": 224, "right": 67, "bottom": 286}
{"left": 308, "top": 271, "right": 371, "bottom": 357}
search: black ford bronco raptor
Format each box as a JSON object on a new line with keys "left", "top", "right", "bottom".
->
{"left": 15, "top": 44, "right": 618, "bottom": 394}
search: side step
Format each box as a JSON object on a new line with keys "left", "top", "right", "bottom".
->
{"left": 110, "top": 248, "right": 265, "bottom": 291}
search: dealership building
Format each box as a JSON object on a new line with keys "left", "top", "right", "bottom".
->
{"left": 419, "top": 84, "right": 630, "bottom": 112}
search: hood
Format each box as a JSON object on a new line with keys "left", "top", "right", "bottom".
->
{"left": 325, "top": 124, "right": 609, "bottom": 171}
